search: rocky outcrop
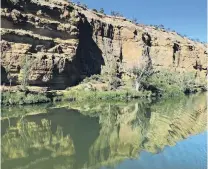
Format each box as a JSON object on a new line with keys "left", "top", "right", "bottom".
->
{"left": 78, "top": 7, "right": 207, "bottom": 77}
{"left": 1, "top": 0, "right": 207, "bottom": 89}
{"left": 1, "top": 0, "right": 81, "bottom": 89}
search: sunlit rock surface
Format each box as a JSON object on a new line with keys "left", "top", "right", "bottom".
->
{"left": 1, "top": 0, "right": 207, "bottom": 89}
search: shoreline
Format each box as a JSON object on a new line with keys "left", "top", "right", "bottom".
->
{"left": 1, "top": 85, "right": 205, "bottom": 106}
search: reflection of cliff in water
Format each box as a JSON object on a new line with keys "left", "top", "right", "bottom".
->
{"left": 86, "top": 93, "right": 206, "bottom": 168}
{"left": 1, "top": 93, "right": 206, "bottom": 169}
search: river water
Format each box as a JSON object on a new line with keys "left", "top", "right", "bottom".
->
{"left": 1, "top": 93, "right": 207, "bottom": 169}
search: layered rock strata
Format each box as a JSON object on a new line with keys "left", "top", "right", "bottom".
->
{"left": 1, "top": 0, "right": 207, "bottom": 89}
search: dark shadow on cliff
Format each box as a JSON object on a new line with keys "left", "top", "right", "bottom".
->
{"left": 47, "top": 16, "right": 105, "bottom": 90}
{"left": 1, "top": 66, "right": 8, "bottom": 85}
{"left": 73, "top": 16, "right": 105, "bottom": 78}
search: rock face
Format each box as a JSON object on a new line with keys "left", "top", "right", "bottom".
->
{"left": 1, "top": 0, "right": 207, "bottom": 89}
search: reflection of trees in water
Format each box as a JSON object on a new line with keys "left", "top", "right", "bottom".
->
{"left": 1, "top": 93, "right": 206, "bottom": 169}
{"left": 2, "top": 109, "right": 100, "bottom": 169}
{"left": 1, "top": 103, "right": 51, "bottom": 120}
{"left": 2, "top": 119, "right": 75, "bottom": 169}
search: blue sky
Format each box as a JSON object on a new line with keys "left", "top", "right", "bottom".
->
{"left": 72, "top": 0, "right": 207, "bottom": 42}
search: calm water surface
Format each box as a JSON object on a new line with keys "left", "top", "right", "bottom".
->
{"left": 1, "top": 93, "right": 207, "bottom": 169}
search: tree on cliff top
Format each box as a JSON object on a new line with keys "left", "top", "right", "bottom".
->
{"left": 111, "top": 11, "right": 123, "bottom": 17}
{"left": 100, "top": 8, "right": 105, "bottom": 14}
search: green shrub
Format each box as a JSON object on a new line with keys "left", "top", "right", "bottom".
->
{"left": 82, "top": 74, "right": 103, "bottom": 83}
{"left": 108, "top": 76, "right": 121, "bottom": 90}
{"left": 18, "top": 56, "right": 33, "bottom": 88}
{"left": 129, "top": 67, "right": 203, "bottom": 98}
{"left": 1, "top": 91, "right": 51, "bottom": 105}
{"left": 99, "top": 8, "right": 105, "bottom": 14}
{"left": 63, "top": 88, "right": 148, "bottom": 102}
{"left": 92, "top": 9, "right": 97, "bottom": 12}
{"left": 146, "top": 69, "right": 201, "bottom": 97}
{"left": 111, "top": 11, "right": 123, "bottom": 17}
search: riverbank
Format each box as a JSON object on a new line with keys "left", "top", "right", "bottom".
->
{"left": 1, "top": 85, "right": 205, "bottom": 106}
{"left": 1, "top": 69, "right": 206, "bottom": 106}
{"left": 1, "top": 86, "right": 63, "bottom": 105}
{"left": 1, "top": 87, "right": 151, "bottom": 106}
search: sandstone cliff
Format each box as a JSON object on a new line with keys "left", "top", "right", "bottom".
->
{"left": 1, "top": 0, "right": 207, "bottom": 89}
